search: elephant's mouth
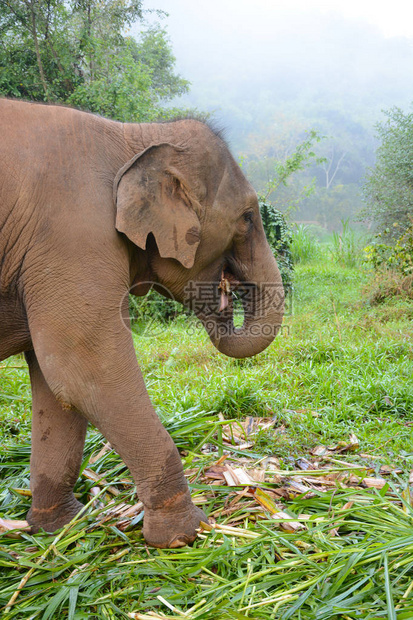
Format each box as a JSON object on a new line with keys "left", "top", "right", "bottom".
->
{"left": 186, "top": 252, "right": 284, "bottom": 359}
{"left": 218, "top": 267, "right": 240, "bottom": 313}
{"left": 183, "top": 260, "right": 244, "bottom": 324}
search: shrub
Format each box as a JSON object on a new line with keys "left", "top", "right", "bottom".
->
{"left": 259, "top": 197, "right": 293, "bottom": 292}
{"left": 362, "top": 107, "right": 413, "bottom": 240}
{"left": 364, "top": 224, "right": 413, "bottom": 276}
{"left": 364, "top": 271, "right": 413, "bottom": 305}
{"left": 363, "top": 224, "right": 413, "bottom": 303}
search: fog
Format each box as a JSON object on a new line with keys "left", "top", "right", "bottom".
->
{"left": 139, "top": 1, "right": 413, "bottom": 227}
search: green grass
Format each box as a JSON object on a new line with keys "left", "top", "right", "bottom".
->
{"left": 1, "top": 256, "right": 413, "bottom": 618}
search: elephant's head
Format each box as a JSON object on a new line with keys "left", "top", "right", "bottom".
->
{"left": 114, "top": 120, "right": 284, "bottom": 358}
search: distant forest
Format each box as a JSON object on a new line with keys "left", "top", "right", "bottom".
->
{"left": 165, "top": 10, "right": 413, "bottom": 230}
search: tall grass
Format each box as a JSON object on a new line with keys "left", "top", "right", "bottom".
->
{"left": 330, "top": 218, "right": 364, "bottom": 268}
{"left": 290, "top": 224, "right": 322, "bottom": 264}
{"left": 292, "top": 220, "right": 366, "bottom": 269}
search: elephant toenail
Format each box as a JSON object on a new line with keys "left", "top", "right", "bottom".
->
{"left": 169, "top": 535, "right": 190, "bottom": 548}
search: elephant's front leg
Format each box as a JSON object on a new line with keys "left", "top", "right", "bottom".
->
{"left": 28, "top": 310, "right": 206, "bottom": 548}
{"left": 25, "top": 350, "right": 88, "bottom": 533}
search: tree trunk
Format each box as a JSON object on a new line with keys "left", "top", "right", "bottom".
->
{"left": 27, "top": 0, "right": 49, "bottom": 99}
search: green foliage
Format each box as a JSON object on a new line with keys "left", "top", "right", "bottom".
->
{"left": 364, "top": 224, "right": 413, "bottom": 275}
{"left": 258, "top": 197, "right": 293, "bottom": 291}
{"left": 0, "top": 0, "right": 189, "bottom": 121}
{"left": 290, "top": 224, "right": 322, "bottom": 264}
{"left": 133, "top": 25, "right": 189, "bottom": 101}
{"left": 363, "top": 106, "right": 413, "bottom": 239}
{"left": 66, "top": 39, "right": 160, "bottom": 122}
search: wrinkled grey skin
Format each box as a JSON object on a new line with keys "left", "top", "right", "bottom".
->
{"left": 0, "top": 99, "right": 283, "bottom": 547}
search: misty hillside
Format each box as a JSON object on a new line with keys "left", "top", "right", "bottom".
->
{"left": 145, "top": 5, "right": 413, "bottom": 229}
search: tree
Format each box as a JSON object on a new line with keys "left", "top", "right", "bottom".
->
{"left": 362, "top": 106, "right": 413, "bottom": 239}
{"left": 242, "top": 130, "right": 324, "bottom": 290}
{"left": 242, "top": 126, "right": 324, "bottom": 216}
{"left": 0, "top": 0, "right": 189, "bottom": 121}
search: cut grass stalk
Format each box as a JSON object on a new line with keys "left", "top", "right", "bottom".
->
{"left": 4, "top": 486, "right": 107, "bottom": 614}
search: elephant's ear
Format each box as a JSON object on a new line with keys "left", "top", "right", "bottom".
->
{"left": 114, "top": 143, "right": 201, "bottom": 269}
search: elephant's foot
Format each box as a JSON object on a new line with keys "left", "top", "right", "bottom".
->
{"left": 27, "top": 496, "right": 84, "bottom": 533}
{"left": 143, "top": 490, "right": 207, "bottom": 548}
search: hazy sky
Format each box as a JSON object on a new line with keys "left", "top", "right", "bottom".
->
{"left": 143, "top": 0, "right": 413, "bottom": 40}
{"left": 140, "top": 0, "right": 413, "bottom": 92}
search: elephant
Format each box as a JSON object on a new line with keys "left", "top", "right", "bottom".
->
{"left": 0, "top": 98, "right": 284, "bottom": 548}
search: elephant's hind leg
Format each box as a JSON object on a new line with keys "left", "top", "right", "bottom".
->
{"left": 25, "top": 351, "right": 88, "bottom": 533}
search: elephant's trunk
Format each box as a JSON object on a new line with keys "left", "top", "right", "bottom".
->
{"left": 195, "top": 242, "right": 284, "bottom": 359}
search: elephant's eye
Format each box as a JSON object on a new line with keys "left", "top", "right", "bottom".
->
{"left": 243, "top": 211, "right": 253, "bottom": 224}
